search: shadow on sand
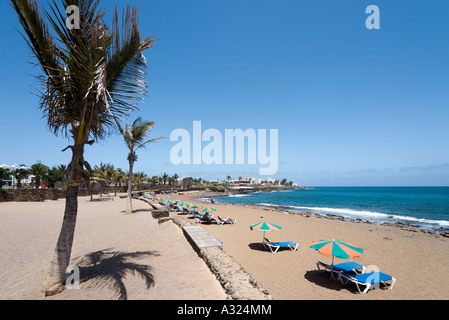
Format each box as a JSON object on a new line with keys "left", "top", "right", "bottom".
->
{"left": 248, "top": 242, "right": 297, "bottom": 253}
{"left": 73, "top": 248, "right": 160, "bottom": 300}
{"left": 303, "top": 270, "right": 345, "bottom": 292}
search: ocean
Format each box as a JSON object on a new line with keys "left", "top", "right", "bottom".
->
{"left": 213, "top": 187, "right": 449, "bottom": 232}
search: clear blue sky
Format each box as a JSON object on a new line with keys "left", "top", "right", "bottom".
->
{"left": 0, "top": 0, "right": 448, "bottom": 186}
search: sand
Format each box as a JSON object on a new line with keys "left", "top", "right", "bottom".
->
{"left": 0, "top": 195, "right": 227, "bottom": 300}
{"left": 170, "top": 191, "right": 449, "bottom": 300}
{"left": 2, "top": 191, "right": 449, "bottom": 300}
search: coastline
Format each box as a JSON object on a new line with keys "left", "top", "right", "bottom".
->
{"left": 200, "top": 189, "right": 449, "bottom": 238}
{"left": 2, "top": 191, "right": 449, "bottom": 300}
{"left": 172, "top": 190, "right": 449, "bottom": 299}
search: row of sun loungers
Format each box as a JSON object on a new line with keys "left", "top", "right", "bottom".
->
{"left": 154, "top": 200, "right": 237, "bottom": 226}
{"left": 316, "top": 260, "right": 396, "bottom": 294}
{"left": 149, "top": 195, "right": 395, "bottom": 295}
{"left": 195, "top": 213, "right": 237, "bottom": 225}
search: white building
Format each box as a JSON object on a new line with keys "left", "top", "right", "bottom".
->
{"left": 0, "top": 164, "right": 34, "bottom": 187}
{"left": 246, "top": 177, "right": 277, "bottom": 185}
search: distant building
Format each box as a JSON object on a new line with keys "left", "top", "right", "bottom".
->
{"left": 182, "top": 177, "right": 193, "bottom": 189}
{"left": 245, "top": 177, "right": 277, "bottom": 185}
{"left": 0, "top": 164, "right": 34, "bottom": 187}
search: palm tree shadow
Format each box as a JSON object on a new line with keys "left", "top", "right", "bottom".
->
{"left": 73, "top": 248, "right": 160, "bottom": 300}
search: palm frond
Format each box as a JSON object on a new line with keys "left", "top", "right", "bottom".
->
{"left": 11, "top": 0, "right": 63, "bottom": 92}
{"left": 12, "top": 0, "right": 155, "bottom": 145}
{"left": 106, "top": 5, "right": 156, "bottom": 117}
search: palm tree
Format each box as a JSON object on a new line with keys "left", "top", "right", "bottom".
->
{"left": 116, "top": 117, "right": 165, "bottom": 214}
{"left": 150, "top": 175, "right": 159, "bottom": 187}
{"left": 11, "top": 0, "right": 155, "bottom": 296}
{"left": 93, "top": 163, "right": 115, "bottom": 195}
{"left": 11, "top": 167, "right": 30, "bottom": 188}
{"left": 171, "top": 173, "right": 179, "bottom": 186}
{"left": 112, "top": 168, "right": 126, "bottom": 195}
{"left": 0, "top": 168, "right": 11, "bottom": 189}
{"left": 30, "top": 162, "right": 49, "bottom": 188}
{"left": 161, "top": 172, "right": 169, "bottom": 185}
{"left": 133, "top": 171, "right": 147, "bottom": 190}
{"left": 44, "top": 164, "right": 67, "bottom": 188}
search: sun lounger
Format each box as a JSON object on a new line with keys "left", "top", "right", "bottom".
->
{"left": 195, "top": 214, "right": 217, "bottom": 224}
{"left": 217, "top": 216, "right": 236, "bottom": 225}
{"left": 182, "top": 208, "right": 198, "bottom": 214}
{"left": 263, "top": 238, "right": 298, "bottom": 253}
{"left": 338, "top": 271, "right": 396, "bottom": 294}
{"left": 317, "top": 261, "right": 366, "bottom": 280}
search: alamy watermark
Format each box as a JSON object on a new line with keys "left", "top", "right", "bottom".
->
{"left": 366, "top": 5, "right": 380, "bottom": 30}
{"left": 65, "top": 5, "right": 80, "bottom": 30}
{"left": 65, "top": 4, "right": 380, "bottom": 31}
{"left": 65, "top": 265, "right": 80, "bottom": 290}
{"left": 170, "top": 121, "right": 279, "bottom": 176}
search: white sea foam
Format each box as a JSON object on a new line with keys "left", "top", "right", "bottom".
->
{"left": 285, "top": 205, "right": 449, "bottom": 229}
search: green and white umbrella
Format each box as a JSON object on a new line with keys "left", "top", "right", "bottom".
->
{"left": 250, "top": 222, "right": 282, "bottom": 242}
{"left": 310, "top": 239, "right": 364, "bottom": 265}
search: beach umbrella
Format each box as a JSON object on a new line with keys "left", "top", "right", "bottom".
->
{"left": 250, "top": 222, "right": 282, "bottom": 243}
{"left": 310, "top": 239, "right": 363, "bottom": 265}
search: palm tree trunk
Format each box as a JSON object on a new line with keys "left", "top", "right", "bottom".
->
{"left": 42, "top": 145, "right": 84, "bottom": 296}
{"left": 42, "top": 185, "right": 78, "bottom": 296}
{"left": 126, "top": 158, "right": 134, "bottom": 214}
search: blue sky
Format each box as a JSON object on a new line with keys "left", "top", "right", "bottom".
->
{"left": 0, "top": 0, "right": 448, "bottom": 186}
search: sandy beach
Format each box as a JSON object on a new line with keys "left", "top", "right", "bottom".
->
{"left": 0, "top": 195, "right": 227, "bottom": 300}
{"left": 171, "top": 191, "right": 449, "bottom": 300}
{"left": 1, "top": 191, "right": 449, "bottom": 300}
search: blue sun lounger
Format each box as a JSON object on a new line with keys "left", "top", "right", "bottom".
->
{"left": 264, "top": 238, "right": 298, "bottom": 253}
{"left": 338, "top": 271, "right": 396, "bottom": 294}
{"left": 317, "top": 261, "right": 366, "bottom": 280}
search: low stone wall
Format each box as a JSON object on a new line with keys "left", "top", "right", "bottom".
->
{"left": 0, "top": 186, "right": 207, "bottom": 203}
{"left": 0, "top": 189, "right": 66, "bottom": 202}
{"left": 0, "top": 187, "right": 125, "bottom": 203}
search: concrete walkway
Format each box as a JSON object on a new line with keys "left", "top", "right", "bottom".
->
{"left": 183, "top": 226, "right": 223, "bottom": 250}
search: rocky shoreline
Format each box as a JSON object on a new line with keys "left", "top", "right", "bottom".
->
{"left": 254, "top": 204, "right": 449, "bottom": 238}
{"left": 192, "top": 189, "right": 449, "bottom": 239}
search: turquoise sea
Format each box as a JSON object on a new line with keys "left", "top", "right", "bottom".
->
{"left": 214, "top": 187, "right": 449, "bottom": 232}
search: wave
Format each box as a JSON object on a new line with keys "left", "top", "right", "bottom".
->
{"left": 228, "top": 194, "right": 250, "bottom": 198}
{"left": 283, "top": 205, "right": 449, "bottom": 230}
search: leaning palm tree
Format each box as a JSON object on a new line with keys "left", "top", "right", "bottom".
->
{"left": 11, "top": 0, "right": 155, "bottom": 296}
{"left": 117, "top": 117, "right": 165, "bottom": 214}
